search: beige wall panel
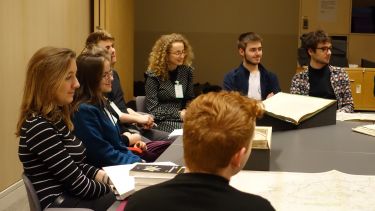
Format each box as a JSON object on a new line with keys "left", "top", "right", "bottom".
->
{"left": 0, "top": 0, "right": 25, "bottom": 193}
{"left": 104, "top": 0, "right": 134, "bottom": 101}
{"left": 0, "top": 0, "right": 90, "bottom": 192}
{"left": 348, "top": 34, "right": 375, "bottom": 66}
{"left": 134, "top": 0, "right": 299, "bottom": 91}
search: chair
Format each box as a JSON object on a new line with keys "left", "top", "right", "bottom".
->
{"left": 135, "top": 96, "right": 146, "bottom": 112}
{"left": 22, "top": 173, "right": 93, "bottom": 211}
{"left": 361, "top": 58, "right": 375, "bottom": 68}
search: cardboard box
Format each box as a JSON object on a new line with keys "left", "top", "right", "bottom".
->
{"left": 244, "top": 148, "right": 270, "bottom": 171}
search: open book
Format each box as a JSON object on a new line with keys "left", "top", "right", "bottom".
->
{"left": 262, "top": 92, "right": 336, "bottom": 125}
{"left": 352, "top": 124, "right": 375, "bottom": 137}
{"left": 103, "top": 164, "right": 136, "bottom": 200}
{"left": 252, "top": 126, "right": 272, "bottom": 149}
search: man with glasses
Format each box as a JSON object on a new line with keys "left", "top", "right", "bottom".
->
{"left": 290, "top": 30, "right": 354, "bottom": 113}
{"left": 84, "top": 30, "right": 171, "bottom": 142}
{"left": 223, "top": 32, "right": 280, "bottom": 100}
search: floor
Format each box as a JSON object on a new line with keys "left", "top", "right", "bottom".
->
{"left": 0, "top": 181, "right": 29, "bottom": 211}
{"left": 0, "top": 180, "right": 120, "bottom": 211}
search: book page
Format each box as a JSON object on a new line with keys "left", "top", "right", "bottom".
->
{"left": 230, "top": 170, "right": 375, "bottom": 210}
{"left": 252, "top": 126, "right": 272, "bottom": 149}
{"left": 103, "top": 164, "right": 136, "bottom": 200}
{"left": 352, "top": 124, "right": 375, "bottom": 137}
{"left": 363, "top": 124, "right": 375, "bottom": 130}
{"left": 168, "top": 129, "right": 183, "bottom": 138}
{"left": 337, "top": 112, "right": 375, "bottom": 121}
{"left": 263, "top": 92, "right": 336, "bottom": 124}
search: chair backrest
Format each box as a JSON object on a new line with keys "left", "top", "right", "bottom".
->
{"left": 361, "top": 58, "right": 375, "bottom": 68}
{"left": 22, "top": 173, "right": 41, "bottom": 211}
{"left": 136, "top": 96, "right": 146, "bottom": 112}
{"left": 22, "top": 173, "right": 96, "bottom": 211}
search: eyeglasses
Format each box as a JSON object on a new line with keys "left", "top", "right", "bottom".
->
{"left": 102, "top": 70, "right": 113, "bottom": 79}
{"left": 169, "top": 50, "right": 186, "bottom": 56}
{"left": 316, "top": 47, "right": 332, "bottom": 53}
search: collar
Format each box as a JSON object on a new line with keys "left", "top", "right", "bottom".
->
{"left": 175, "top": 172, "right": 230, "bottom": 184}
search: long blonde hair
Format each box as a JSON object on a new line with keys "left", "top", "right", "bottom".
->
{"left": 16, "top": 47, "right": 76, "bottom": 136}
{"left": 147, "top": 33, "right": 194, "bottom": 80}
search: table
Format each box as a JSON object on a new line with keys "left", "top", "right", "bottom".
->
{"left": 156, "top": 121, "right": 375, "bottom": 175}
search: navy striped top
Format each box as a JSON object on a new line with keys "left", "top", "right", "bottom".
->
{"left": 18, "top": 115, "right": 111, "bottom": 209}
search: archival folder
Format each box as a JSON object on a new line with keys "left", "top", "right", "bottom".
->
{"left": 244, "top": 127, "right": 272, "bottom": 171}
{"left": 257, "top": 92, "right": 337, "bottom": 131}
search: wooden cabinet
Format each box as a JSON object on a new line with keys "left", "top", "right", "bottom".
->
{"left": 298, "top": 0, "right": 375, "bottom": 67}
{"left": 346, "top": 68, "right": 375, "bottom": 110}
{"left": 299, "top": 0, "right": 351, "bottom": 35}
{"left": 348, "top": 34, "right": 375, "bottom": 67}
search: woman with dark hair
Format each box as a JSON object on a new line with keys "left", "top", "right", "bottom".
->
{"left": 72, "top": 48, "right": 170, "bottom": 167}
{"left": 16, "top": 47, "right": 115, "bottom": 210}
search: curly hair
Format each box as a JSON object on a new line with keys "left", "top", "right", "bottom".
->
{"left": 147, "top": 33, "right": 194, "bottom": 80}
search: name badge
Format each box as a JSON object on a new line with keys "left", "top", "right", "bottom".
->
{"left": 175, "top": 81, "right": 184, "bottom": 98}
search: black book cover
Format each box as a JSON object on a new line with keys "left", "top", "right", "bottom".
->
{"left": 130, "top": 164, "right": 185, "bottom": 177}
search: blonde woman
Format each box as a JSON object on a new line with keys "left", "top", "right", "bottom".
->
{"left": 145, "top": 33, "right": 195, "bottom": 133}
{"left": 16, "top": 47, "right": 115, "bottom": 210}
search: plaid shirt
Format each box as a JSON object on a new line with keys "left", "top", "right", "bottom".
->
{"left": 290, "top": 65, "right": 354, "bottom": 113}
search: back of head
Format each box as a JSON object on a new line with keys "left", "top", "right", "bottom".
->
{"left": 16, "top": 47, "right": 76, "bottom": 136}
{"left": 147, "top": 33, "right": 194, "bottom": 79}
{"left": 237, "top": 32, "right": 263, "bottom": 50}
{"left": 85, "top": 30, "right": 114, "bottom": 49}
{"left": 73, "top": 47, "right": 111, "bottom": 109}
{"left": 183, "top": 91, "right": 264, "bottom": 173}
{"left": 300, "top": 30, "right": 331, "bottom": 54}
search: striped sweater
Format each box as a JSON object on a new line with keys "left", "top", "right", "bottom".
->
{"left": 18, "top": 115, "right": 111, "bottom": 209}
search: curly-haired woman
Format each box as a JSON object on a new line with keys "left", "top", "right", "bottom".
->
{"left": 145, "top": 33, "right": 195, "bottom": 133}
